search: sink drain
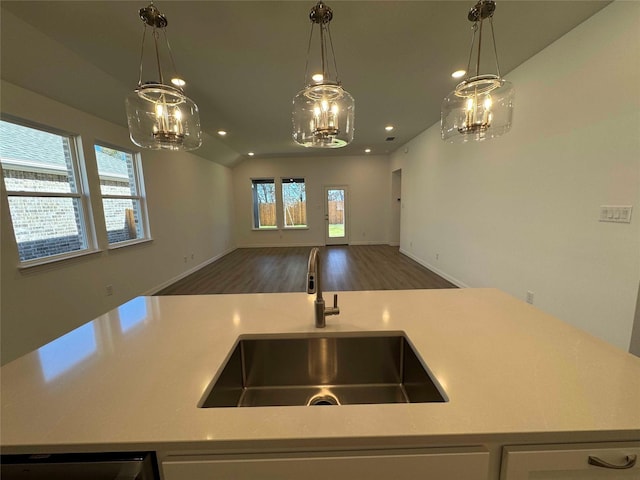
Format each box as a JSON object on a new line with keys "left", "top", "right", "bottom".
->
{"left": 307, "top": 393, "right": 340, "bottom": 406}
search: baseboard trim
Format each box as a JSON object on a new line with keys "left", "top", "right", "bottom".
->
{"left": 238, "top": 241, "right": 394, "bottom": 248}
{"left": 350, "top": 240, "right": 387, "bottom": 246}
{"left": 238, "top": 242, "right": 320, "bottom": 248}
{"left": 399, "top": 248, "right": 469, "bottom": 288}
{"left": 388, "top": 242, "right": 400, "bottom": 247}
{"left": 145, "top": 247, "right": 237, "bottom": 295}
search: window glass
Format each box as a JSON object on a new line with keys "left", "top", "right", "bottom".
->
{"left": 96, "top": 146, "right": 137, "bottom": 196}
{"left": 94, "top": 144, "right": 148, "bottom": 245}
{"left": 0, "top": 119, "right": 90, "bottom": 262}
{"left": 251, "top": 179, "right": 277, "bottom": 229}
{"left": 282, "top": 178, "right": 306, "bottom": 228}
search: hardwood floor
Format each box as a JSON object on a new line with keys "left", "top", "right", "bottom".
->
{"left": 156, "top": 245, "right": 456, "bottom": 295}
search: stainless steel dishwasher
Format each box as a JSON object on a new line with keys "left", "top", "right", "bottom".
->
{"left": 0, "top": 452, "right": 158, "bottom": 479}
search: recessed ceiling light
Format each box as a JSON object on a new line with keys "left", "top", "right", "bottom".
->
{"left": 451, "top": 70, "right": 466, "bottom": 79}
{"left": 171, "top": 77, "right": 186, "bottom": 87}
{"left": 385, "top": 125, "right": 394, "bottom": 131}
{"left": 217, "top": 130, "right": 227, "bottom": 136}
{"left": 311, "top": 73, "right": 324, "bottom": 83}
{"left": 248, "top": 152, "right": 255, "bottom": 156}
{"left": 365, "top": 148, "right": 371, "bottom": 153}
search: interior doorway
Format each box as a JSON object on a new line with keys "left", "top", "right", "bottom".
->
{"left": 390, "top": 169, "right": 402, "bottom": 246}
{"left": 325, "top": 186, "right": 349, "bottom": 245}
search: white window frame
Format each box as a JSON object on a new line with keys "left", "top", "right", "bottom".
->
{"left": 0, "top": 116, "right": 97, "bottom": 267}
{"left": 94, "top": 142, "right": 151, "bottom": 248}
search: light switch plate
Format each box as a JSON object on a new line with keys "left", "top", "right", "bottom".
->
{"left": 599, "top": 205, "right": 632, "bottom": 223}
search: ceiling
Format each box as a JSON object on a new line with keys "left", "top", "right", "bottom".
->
{"left": 1, "top": 1, "right": 611, "bottom": 166}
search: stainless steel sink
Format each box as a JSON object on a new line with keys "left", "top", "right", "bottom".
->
{"left": 199, "top": 333, "right": 447, "bottom": 407}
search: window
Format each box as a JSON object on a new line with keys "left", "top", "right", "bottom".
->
{"left": 0, "top": 119, "right": 93, "bottom": 263}
{"left": 251, "top": 179, "right": 276, "bottom": 229}
{"left": 282, "top": 178, "right": 307, "bottom": 228}
{"left": 94, "top": 144, "right": 149, "bottom": 245}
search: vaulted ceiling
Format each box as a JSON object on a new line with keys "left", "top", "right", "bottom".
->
{"left": 1, "top": 1, "right": 611, "bottom": 166}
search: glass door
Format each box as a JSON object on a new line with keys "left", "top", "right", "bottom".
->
{"left": 325, "top": 186, "right": 348, "bottom": 245}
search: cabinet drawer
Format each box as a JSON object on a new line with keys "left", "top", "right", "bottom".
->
{"left": 501, "top": 442, "right": 640, "bottom": 480}
{"left": 163, "top": 446, "right": 489, "bottom": 480}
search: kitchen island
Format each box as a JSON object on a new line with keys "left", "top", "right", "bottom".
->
{"left": 1, "top": 289, "right": 639, "bottom": 479}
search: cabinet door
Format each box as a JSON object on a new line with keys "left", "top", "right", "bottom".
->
{"left": 163, "top": 446, "right": 489, "bottom": 480}
{"left": 501, "top": 442, "right": 640, "bottom": 480}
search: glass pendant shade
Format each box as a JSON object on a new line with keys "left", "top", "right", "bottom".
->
{"left": 441, "top": 74, "right": 514, "bottom": 143}
{"left": 293, "top": 83, "right": 354, "bottom": 148}
{"left": 126, "top": 84, "right": 202, "bottom": 151}
{"left": 125, "top": 3, "right": 201, "bottom": 152}
{"left": 292, "top": 2, "right": 354, "bottom": 148}
{"left": 441, "top": 0, "right": 514, "bottom": 143}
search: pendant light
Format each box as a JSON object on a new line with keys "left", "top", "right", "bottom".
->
{"left": 125, "top": 2, "right": 202, "bottom": 151}
{"left": 441, "top": 0, "right": 514, "bottom": 143}
{"left": 292, "top": 2, "right": 355, "bottom": 148}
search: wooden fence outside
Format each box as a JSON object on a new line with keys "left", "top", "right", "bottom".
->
{"left": 258, "top": 203, "right": 277, "bottom": 227}
{"left": 258, "top": 201, "right": 343, "bottom": 227}
{"left": 259, "top": 202, "right": 307, "bottom": 227}
{"left": 283, "top": 201, "right": 307, "bottom": 226}
{"left": 328, "top": 200, "right": 344, "bottom": 225}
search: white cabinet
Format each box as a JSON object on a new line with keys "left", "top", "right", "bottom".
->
{"left": 163, "top": 446, "right": 490, "bottom": 480}
{"left": 501, "top": 442, "right": 640, "bottom": 480}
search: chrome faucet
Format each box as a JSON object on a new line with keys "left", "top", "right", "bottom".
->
{"left": 307, "top": 247, "right": 339, "bottom": 328}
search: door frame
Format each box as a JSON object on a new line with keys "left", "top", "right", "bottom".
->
{"left": 324, "top": 185, "right": 349, "bottom": 245}
{"left": 390, "top": 169, "right": 402, "bottom": 246}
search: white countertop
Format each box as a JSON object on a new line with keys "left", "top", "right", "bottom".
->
{"left": 2, "top": 288, "right": 639, "bottom": 453}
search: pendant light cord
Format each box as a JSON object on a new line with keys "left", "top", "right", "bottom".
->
{"left": 319, "top": 22, "right": 327, "bottom": 78}
{"left": 489, "top": 17, "right": 502, "bottom": 78}
{"left": 475, "top": 16, "right": 484, "bottom": 78}
{"left": 153, "top": 28, "right": 163, "bottom": 84}
{"left": 136, "top": 3, "right": 177, "bottom": 87}
{"left": 137, "top": 25, "right": 148, "bottom": 87}
{"left": 465, "top": 22, "right": 478, "bottom": 81}
{"left": 464, "top": 2, "right": 502, "bottom": 80}
{"left": 163, "top": 29, "right": 182, "bottom": 88}
{"left": 326, "top": 23, "right": 340, "bottom": 83}
{"left": 303, "top": 23, "right": 314, "bottom": 85}
{"left": 302, "top": 17, "right": 340, "bottom": 85}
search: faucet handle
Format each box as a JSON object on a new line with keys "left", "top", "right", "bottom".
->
{"left": 327, "top": 293, "right": 340, "bottom": 317}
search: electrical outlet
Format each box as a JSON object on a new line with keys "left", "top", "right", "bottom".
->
{"left": 183, "top": 256, "right": 187, "bottom": 263}
{"left": 526, "top": 291, "right": 534, "bottom": 304}
{"left": 106, "top": 285, "right": 113, "bottom": 296}
{"left": 191, "top": 253, "right": 194, "bottom": 260}
{"left": 435, "top": 253, "right": 440, "bottom": 260}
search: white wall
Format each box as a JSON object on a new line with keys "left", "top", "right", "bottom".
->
{"left": 1, "top": 82, "right": 235, "bottom": 365}
{"left": 391, "top": 1, "right": 640, "bottom": 351}
{"left": 232, "top": 155, "right": 391, "bottom": 247}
